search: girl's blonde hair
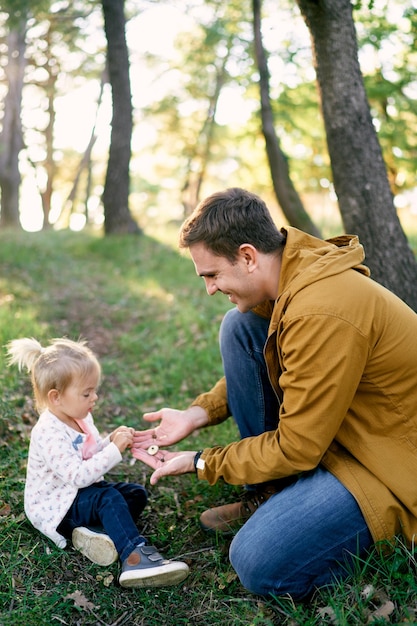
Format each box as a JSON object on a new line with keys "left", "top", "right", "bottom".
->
{"left": 6, "top": 337, "right": 101, "bottom": 411}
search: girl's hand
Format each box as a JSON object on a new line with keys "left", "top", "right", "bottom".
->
{"left": 110, "top": 426, "right": 134, "bottom": 452}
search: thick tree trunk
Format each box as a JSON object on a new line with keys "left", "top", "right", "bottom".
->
{"left": 101, "top": 0, "right": 140, "bottom": 235}
{"left": 297, "top": 0, "right": 417, "bottom": 310}
{"left": 253, "top": 0, "right": 321, "bottom": 238}
{"left": 0, "top": 22, "right": 26, "bottom": 229}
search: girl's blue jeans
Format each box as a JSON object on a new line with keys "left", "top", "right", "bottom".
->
{"left": 219, "top": 307, "right": 373, "bottom": 599}
{"left": 57, "top": 480, "right": 147, "bottom": 562}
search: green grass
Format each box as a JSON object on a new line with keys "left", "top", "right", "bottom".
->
{"left": 1, "top": 225, "right": 417, "bottom": 625}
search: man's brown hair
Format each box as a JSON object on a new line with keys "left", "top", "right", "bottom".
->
{"left": 179, "top": 187, "right": 285, "bottom": 261}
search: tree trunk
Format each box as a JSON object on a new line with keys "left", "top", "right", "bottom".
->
{"left": 0, "top": 22, "right": 26, "bottom": 229}
{"left": 297, "top": 0, "right": 417, "bottom": 311}
{"left": 101, "top": 0, "right": 140, "bottom": 235}
{"left": 253, "top": 0, "right": 321, "bottom": 238}
{"left": 39, "top": 36, "right": 58, "bottom": 231}
{"left": 181, "top": 49, "right": 228, "bottom": 218}
{"left": 63, "top": 72, "right": 106, "bottom": 225}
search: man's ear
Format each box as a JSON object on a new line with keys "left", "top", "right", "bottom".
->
{"left": 239, "top": 244, "right": 257, "bottom": 271}
{"left": 48, "top": 389, "right": 61, "bottom": 406}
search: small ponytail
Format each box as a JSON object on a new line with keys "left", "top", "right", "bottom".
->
{"left": 6, "top": 336, "right": 100, "bottom": 412}
{"left": 6, "top": 337, "right": 44, "bottom": 373}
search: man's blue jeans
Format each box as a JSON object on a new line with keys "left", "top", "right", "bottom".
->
{"left": 220, "top": 308, "right": 373, "bottom": 599}
{"left": 57, "top": 481, "right": 147, "bottom": 562}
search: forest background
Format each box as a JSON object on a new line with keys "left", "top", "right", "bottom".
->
{"left": 1, "top": 1, "right": 417, "bottom": 624}
{"left": 1, "top": 0, "right": 417, "bottom": 306}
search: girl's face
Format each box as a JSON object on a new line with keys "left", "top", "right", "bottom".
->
{"left": 52, "top": 371, "right": 99, "bottom": 422}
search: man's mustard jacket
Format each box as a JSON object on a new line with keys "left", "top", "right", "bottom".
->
{"left": 193, "top": 227, "right": 417, "bottom": 544}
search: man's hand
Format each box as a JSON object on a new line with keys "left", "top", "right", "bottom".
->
{"left": 132, "top": 406, "right": 208, "bottom": 450}
{"left": 132, "top": 447, "right": 197, "bottom": 485}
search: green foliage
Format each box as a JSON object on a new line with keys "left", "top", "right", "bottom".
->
{"left": 2, "top": 0, "right": 416, "bottom": 231}
{"left": 1, "top": 227, "right": 417, "bottom": 625}
{"left": 2, "top": 0, "right": 50, "bottom": 24}
{"left": 354, "top": 0, "right": 417, "bottom": 194}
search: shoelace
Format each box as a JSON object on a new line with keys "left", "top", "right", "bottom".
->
{"left": 240, "top": 489, "right": 271, "bottom": 515}
{"left": 240, "top": 479, "right": 296, "bottom": 515}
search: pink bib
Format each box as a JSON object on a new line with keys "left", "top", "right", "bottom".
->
{"left": 75, "top": 418, "right": 98, "bottom": 460}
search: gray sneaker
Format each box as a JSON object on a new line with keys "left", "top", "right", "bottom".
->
{"left": 119, "top": 545, "right": 190, "bottom": 588}
{"left": 72, "top": 527, "right": 118, "bottom": 566}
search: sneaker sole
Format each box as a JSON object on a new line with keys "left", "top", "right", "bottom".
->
{"left": 119, "top": 563, "right": 190, "bottom": 588}
{"left": 72, "top": 527, "right": 118, "bottom": 566}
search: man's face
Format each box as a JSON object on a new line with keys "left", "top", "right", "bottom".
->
{"left": 189, "top": 242, "right": 262, "bottom": 313}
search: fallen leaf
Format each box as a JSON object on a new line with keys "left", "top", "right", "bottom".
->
{"left": 64, "top": 590, "right": 97, "bottom": 611}
{"left": 367, "top": 600, "right": 395, "bottom": 623}
{"left": 0, "top": 502, "right": 11, "bottom": 516}
{"left": 218, "top": 571, "right": 237, "bottom": 589}
{"left": 318, "top": 606, "right": 337, "bottom": 624}
{"left": 361, "top": 583, "right": 375, "bottom": 600}
{"left": 96, "top": 572, "right": 114, "bottom": 587}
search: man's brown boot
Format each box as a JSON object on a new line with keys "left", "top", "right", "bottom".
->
{"left": 199, "top": 482, "right": 288, "bottom": 534}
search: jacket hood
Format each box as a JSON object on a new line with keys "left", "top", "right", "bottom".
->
{"left": 278, "top": 227, "right": 370, "bottom": 297}
{"left": 252, "top": 227, "right": 370, "bottom": 322}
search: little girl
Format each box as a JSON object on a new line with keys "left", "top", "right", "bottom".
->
{"left": 6, "top": 337, "right": 189, "bottom": 588}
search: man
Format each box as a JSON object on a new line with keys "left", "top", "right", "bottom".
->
{"left": 132, "top": 187, "right": 417, "bottom": 599}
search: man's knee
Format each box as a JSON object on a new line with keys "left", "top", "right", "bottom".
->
{"left": 229, "top": 532, "right": 274, "bottom": 596}
{"left": 219, "top": 307, "right": 241, "bottom": 339}
{"left": 229, "top": 522, "right": 324, "bottom": 600}
{"left": 220, "top": 308, "right": 269, "bottom": 353}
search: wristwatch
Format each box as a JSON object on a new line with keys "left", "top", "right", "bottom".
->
{"left": 194, "top": 450, "right": 205, "bottom": 472}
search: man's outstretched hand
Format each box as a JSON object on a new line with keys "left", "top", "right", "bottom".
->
{"left": 132, "top": 406, "right": 209, "bottom": 450}
{"left": 131, "top": 447, "right": 197, "bottom": 485}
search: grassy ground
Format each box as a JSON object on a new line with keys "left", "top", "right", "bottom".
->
{"left": 1, "top": 225, "right": 417, "bottom": 626}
